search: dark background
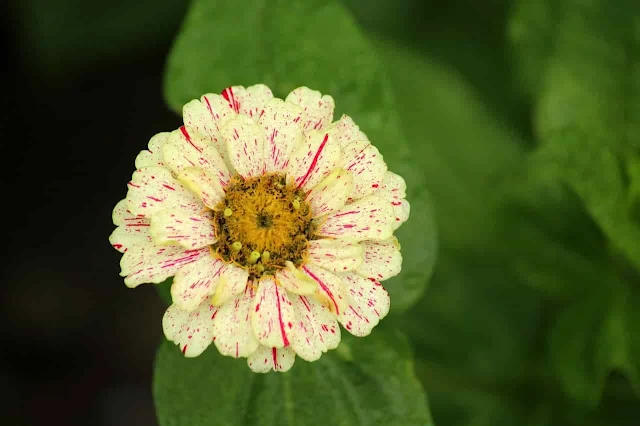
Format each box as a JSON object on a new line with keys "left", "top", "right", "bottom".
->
{"left": 2, "top": 0, "right": 517, "bottom": 425}
{"left": 4, "top": 1, "right": 184, "bottom": 424}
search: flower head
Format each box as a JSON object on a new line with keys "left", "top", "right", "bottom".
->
{"left": 109, "top": 85, "right": 410, "bottom": 372}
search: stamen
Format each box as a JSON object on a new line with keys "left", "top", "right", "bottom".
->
{"left": 292, "top": 199, "right": 301, "bottom": 210}
{"left": 248, "top": 251, "right": 261, "bottom": 264}
{"left": 231, "top": 241, "right": 243, "bottom": 251}
{"left": 261, "top": 251, "right": 271, "bottom": 263}
{"left": 224, "top": 208, "right": 233, "bottom": 217}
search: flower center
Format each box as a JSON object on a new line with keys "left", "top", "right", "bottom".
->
{"left": 211, "top": 173, "right": 316, "bottom": 279}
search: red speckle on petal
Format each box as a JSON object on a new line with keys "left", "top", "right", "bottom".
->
{"left": 182, "top": 345, "right": 188, "bottom": 354}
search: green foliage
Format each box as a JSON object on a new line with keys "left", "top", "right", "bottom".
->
{"left": 154, "top": 330, "right": 433, "bottom": 426}
{"left": 509, "top": 0, "right": 640, "bottom": 409}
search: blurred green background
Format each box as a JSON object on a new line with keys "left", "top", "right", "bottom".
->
{"left": 5, "top": 0, "right": 640, "bottom": 425}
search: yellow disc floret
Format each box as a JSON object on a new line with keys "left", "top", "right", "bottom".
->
{"left": 212, "top": 173, "right": 316, "bottom": 278}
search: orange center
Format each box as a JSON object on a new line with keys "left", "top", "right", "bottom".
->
{"left": 211, "top": 173, "right": 316, "bottom": 278}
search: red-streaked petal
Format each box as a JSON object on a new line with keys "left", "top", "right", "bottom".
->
{"left": 325, "top": 115, "right": 369, "bottom": 149}
{"left": 301, "top": 264, "right": 349, "bottom": 315}
{"left": 338, "top": 273, "right": 390, "bottom": 337}
{"left": 210, "top": 263, "right": 250, "bottom": 306}
{"left": 126, "top": 166, "right": 203, "bottom": 217}
{"left": 183, "top": 94, "right": 235, "bottom": 166}
{"left": 162, "top": 302, "right": 217, "bottom": 358}
{"left": 377, "top": 171, "right": 410, "bottom": 230}
{"left": 247, "top": 345, "right": 296, "bottom": 373}
{"left": 285, "top": 87, "right": 334, "bottom": 131}
{"left": 161, "top": 127, "right": 231, "bottom": 188}
{"left": 290, "top": 295, "right": 341, "bottom": 362}
{"left": 287, "top": 131, "right": 340, "bottom": 191}
{"left": 120, "top": 244, "right": 209, "bottom": 288}
{"left": 259, "top": 98, "right": 304, "bottom": 172}
{"left": 225, "top": 84, "right": 274, "bottom": 120}
{"left": 212, "top": 285, "right": 260, "bottom": 358}
{"left": 316, "top": 195, "right": 394, "bottom": 241}
{"left": 357, "top": 238, "right": 403, "bottom": 282}
{"left": 109, "top": 199, "right": 151, "bottom": 253}
{"left": 176, "top": 166, "right": 225, "bottom": 209}
{"left": 307, "top": 238, "right": 364, "bottom": 273}
{"left": 222, "top": 115, "right": 266, "bottom": 178}
{"left": 338, "top": 140, "right": 387, "bottom": 200}
{"left": 170, "top": 256, "right": 225, "bottom": 311}
{"left": 251, "top": 277, "right": 295, "bottom": 348}
{"left": 135, "top": 132, "right": 170, "bottom": 169}
{"left": 306, "top": 168, "right": 354, "bottom": 218}
{"left": 274, "top": 265, "right": 317, "bottom": 296}
{"left": 149, "top": 209, "right": 216, "bottom": 250}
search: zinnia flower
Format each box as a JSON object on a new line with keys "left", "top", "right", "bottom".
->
{"left": 109, "top": 85, "right": 410, "bottom": 372}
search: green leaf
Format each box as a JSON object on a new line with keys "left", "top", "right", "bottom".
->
{"left": 153, "top": 330, "right": 433, "bottom": 426}
{"left": 373, "top": 39, "right": 543, "bottom": 381}
{"left": 548, "top": 274, "right": 640, "bottom": 406}
{"left": 164, "top": 0, "right": 436, "bottom": 312}
{"left": 495, "top": 165, "right": 612, "bottom": 298}
{"left": 508, "top": 0, "right": 565, "bottom": 97}
{"left": 510, "top": 0, "right": 640, "bottom": 270}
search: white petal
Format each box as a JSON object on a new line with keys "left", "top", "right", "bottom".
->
{"left": 162, "top": 302, "right": 217, "bottom": 357}
{"left": 149, "top": 209, "right": 216, "bottom": 250}
{"left": 287, "top": 130, "right": 340, "bottom": 191}
{"left": 285, "top": 87, "right": 334, "bottom": 131}
{"left": 183, "top": 94, "right": 235, "bottom": 166}
{"left": 212, "top": 285, "right": 260, "bottom": 358}
{"left": 135, "top": 132, "right": 170, "bottom": 169}
{"left": 161, "top": 127, "right": 231, "bottom": 188}
{"left": 301, "top": 264, "right": 349, "bottom": 316}
{"left": 307, "top": 238, "right": 363, "bottom": 273}
{"left": 356, "top": 238, "right": 403, "bottom": 281}
{"left": 251, "top": 277, "right": 295, "bottom": 348}
{"left": 274, "top": 265, "right": 318, "bottom": 296}
{"left": 222, "top": 115, "right": 266, "bottom": 178}
{"left": 223, "top": 84, "right": 274, "bottom": 120}
{"left": 377, "top": 171, "right": 410, "bottom": 230}
{"left": 120, "top": 242, "right": 209, "bottom": 288}
{"left": 338, "top": 273, "right": 390, "bottom": 337}
{"left": 170, "top": 256, "right": 225, "bottom": 311}
{"left": 290, "top": 295, "right": 341, "bottom": 362}
{"left": 305, "top": 168, "right": 354, "bottom": 218}
{"left": 325, "top": 115, "right": 369, "bottom": 149}
{"left": 338, "top": 140, "right": 387, "bottom": 199}
{"left": 126, "top": 166, "right": 203, "bottom": 217}
{"left": 259, "top": 98, "right": 304, "bottom": 172}
{"left": 176, "top": 166, "right": 224, "bottom": 209}
{"left": 247, "top": 345, "right": 296, "bottom": 373}
{"left": 317, "top": 195, "right": 394, "bottom": 241}
{"left": 210, "top": 263, "right": 250, "bottom": 306}
{"left": 109, "top": 199, "right": 151, "bottom": 253}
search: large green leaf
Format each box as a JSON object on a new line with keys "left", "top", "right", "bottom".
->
{"left": 507, "top": 0, "right": 640, "bottom": 406}
{"left": 548, "top": 273, "right": 640, "bottom": 406}
{"left": 510, "top": 0, "right": 640, "bottom": 270}
{"left": 373, "top": 38, "right": 543, "bottom": 382}
{"left": 154, "top": 330, "right": 433, "bottom": 426}
{"left": 163, "top": 0, "right": 436, "bottom": 312}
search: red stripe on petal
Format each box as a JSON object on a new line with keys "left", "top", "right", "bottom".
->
{"left": 303, "top": 266, "right": 340, "bottom": 315}
{"left": 274, "top": 285, "right": 291, "bottom": 347}
{"left": 297, "top": 133, "right": 329, "bottom": 189}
